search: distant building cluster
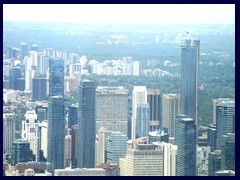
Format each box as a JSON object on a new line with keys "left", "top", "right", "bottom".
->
{"left": 3, "top": 38, "right": 235, "bottom": 176}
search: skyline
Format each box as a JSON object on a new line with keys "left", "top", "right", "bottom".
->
{"left": 3, "top": 4, "right": 235, "bottom": 24}
{"left": 3, "top": 8, "right": 235, "bottom": 175}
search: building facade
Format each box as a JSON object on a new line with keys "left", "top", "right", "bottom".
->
{"left": 106, "top": 132, "right": 127, "bottom": 164}
{"left": 175, "top": 115, "right": 197, "bottom": 176}
{"left": 77, "top": 80, "right": 96, "bottom": 168}
{"left": 221, "top": 133, "right": 235, "bottom": 171}
{"left": 208, "top": 150, "right": 222, "bottom": 176}
{"left": 39, "top": 120, "right": 48, "bottom": 159}
{"left": 147, "top": 89, "right": 161, "bottom": 131}
{"left": 47, "top": 96, "right": 65, "bottom": 172}
{"left": 207, "top": 124, "right": 217, "bottom": 152}
{"left": 162, "top": 94, "right": 180, "bottom": 137}
{"left": 153, "top": 142, "right": 177, "bottom": 176}
{"left": 3, "top": 113, "right": 16, "bottom": 156}
{"left": 32, "top": 77, "right": 47, "bottom": 101}
{"left": 132, "top": 86, "right": 147, "bottom": 139}
{"left": 64, "top": 129, "right": 72, "bottom": 168}
{"left": 68, "top": 104, "right": 78, "bottom": 128}
{"left": 96, "top": 86, "right": 128, "bottom": 136}
{"left": 216, "top": 100, "right": 235, "bottom": 149}
{"left": 96, "top": 127, "right": 111, "bottom": 166}
{"left": 136, "top": 103, "right": 150, "bottom": 138}
{"left": 180, "top": 38, "right": 200, "bottom": 124}
{"left": 22, "top": 110, "right": 40, "bottom": 161}
{"left": 212, "top": 98, "right": 234, "bottom": 125}
{"left": 54, "top": 168, "right": 106, "bottom": 176}
{"left": 11, "top": 140, "right": 34, "bottom": 166}
{"left": 9, "top": 67, "right": 22, "bottom": 90}
{"left": 119, "top": 144, "right": 163, "bottom": 176}
{"left": 48, "top": 58, "right": 64, "bottom": 97}
{"left": 21, "top": 42, "right": 28, "bottom": 62}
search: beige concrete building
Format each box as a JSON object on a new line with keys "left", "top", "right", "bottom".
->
{"left": 162, "top": 94, "right": 180, "bottom": 137}
{"left": 96, "top": 86, "right": 128, "bottom": 136}
{"left": 96, "top": 127, "right": 111, "bottom": 166}
{"left": 54, "top": 168, "right": 106, "bottom": 176}
{"left": 153, "top": 142, "right": 177, "bottom": 176}
{"left": 119, "top": 144, "right": 163, "bottom": 176}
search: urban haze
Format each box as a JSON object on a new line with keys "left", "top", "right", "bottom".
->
{"left": 3, "top": 4, "right": 235, "bottom": 176}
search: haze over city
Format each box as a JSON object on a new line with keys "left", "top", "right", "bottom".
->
{"left": 3, "top": 4, "right": 235, "bottom": 176}
{"left": 4, "top": 4, "right": 235, "bottom": 24}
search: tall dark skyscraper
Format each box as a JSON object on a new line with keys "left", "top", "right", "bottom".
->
{"left": 180, "top": 38, "right": 200, "bottom": 124}
{"left": 207, "top": 124, "right": 217, "bottom": 152}
{"left": 208, "top": 150, "right": 221, "bottom": 176}
{"left": 49, "top": 58, "right": 64, "bottom": 97}
{"left": 47, "top": 57, "right": 65, "bottom": 173}
{"left": 36, "top": 106, "right": 48, "bottom": 122}
{"left": 21, "top": 42, "right": 28, "bottom": 62}
{"left": 221, "top": 133, "right": 235, "bottom": 171}
{"left": 32, "top": 77, "right": 47, "bottom": 101}
{"left": 16, "top": 78, "right": 25, "bottom": 91}
{"left": 77, "top": 80, "right": 96, "bottom": 168}
{"left": 47, "top": 96, "right": 65, "bottom": 173}
{"left": 68, "top": 105, "right": 78, "bottom": 128}
{"left": 147, "top": 89, "right": 161, "bottom": 131}
{"left": 9, "top": 67, "right": 21, "bottom": 90}
{"left": 175, "top": 115, "right": 197, "bottom": 176}
{"left": 216, "top": 101, "right": 235, "bottom": 149}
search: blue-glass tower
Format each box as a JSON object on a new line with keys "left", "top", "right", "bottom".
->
{"left": 9, "top": 67, "right": 21, "bottom": 90}
{"left": 216, "top": 101, "right": 235, "bottom": 149}
{"left": 49, "top": 58, "right": 64, "bottom": 97}
{"left": 77, "top": 80, "right": 96, "bottom": 168}
{"left": 106, "top": 132, "right": 127, "bottom": 164}
{"left": 68, "top": 105, "right": 78, "bottom": 128}
{"left": 47, "top": 96, "right": 65, "bottom": 173}
{"left": 175, "top": 115, "right": 197, "bottom": 176}
{"left": 47, "top": 58, "right": 65, "bottom": 173}
{"left": 136, "top": 103, "right": 150, "bottom": 138}
{"left": 180, "top": 38, "right": 200, "bottom": 125}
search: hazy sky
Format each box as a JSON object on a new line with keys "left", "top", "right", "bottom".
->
{"left": 3, "top": 4, "right": 235, "bottom": 24}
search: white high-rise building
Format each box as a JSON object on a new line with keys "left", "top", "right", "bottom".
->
{"left": 132, "top": 61, "right": 140, "bottom": 76}
{"left": 39, "top": 55, "right": 49, "bottom": 75}
{"left": 119, "top": 144, "right": 163, "bottom": 176}
{"left": 22, "top": 110, "right": 39, "bottom": 161}
{"left": 25, "top": 56, "right": 35, "bottom": 91}
{"left": 29, "top": 51, "right": 38, "bottom": 66}
{"left": 39, "top": 120, "right": 48, "bottom": 159}
{"left": 3, "top": 113, "right": 16, "bottom": 156}
{"left": 132, "top": 86, "right": 147, "bottom": 139}
{"left": 153, "top": 142, "right": 177, "bottom": 176}
{"left": 122, "top": 62, "right": 133, "bottom": 75}
{"left": 96, "top": 127, "right": 111, "bottom": 166}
